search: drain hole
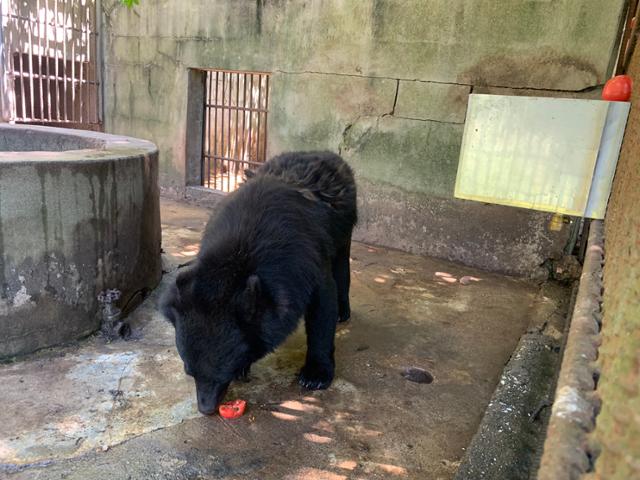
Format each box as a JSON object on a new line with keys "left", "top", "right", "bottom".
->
{"left": 401, "top": 367, "right": 434, "bottom": 384}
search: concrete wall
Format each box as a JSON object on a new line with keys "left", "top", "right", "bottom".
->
{"left": 101, "top": 0, "right": 625, "bottom": 275}
{"left": 593, "top": 46, "right": 640, "bottom": 479}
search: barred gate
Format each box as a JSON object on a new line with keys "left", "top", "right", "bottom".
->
{"left": 0, "top": 0, "right": 101, "bottom": 129}
{"left": 202, "top": 69, "right": 270, "bottom": 193}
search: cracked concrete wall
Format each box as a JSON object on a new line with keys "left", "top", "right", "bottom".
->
{"left": 101, "top": 0, "right": 625, "bottom": 274}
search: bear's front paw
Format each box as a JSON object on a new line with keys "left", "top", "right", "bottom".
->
{"left": 298, "top": 361, "right": 334, "bottom": 390}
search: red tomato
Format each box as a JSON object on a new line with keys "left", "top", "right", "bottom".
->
{"left": 218, "top": 399, "right": 247, "bottom": 419}
{"left": 602, "top": 75, "right": 633, "bottom": 101}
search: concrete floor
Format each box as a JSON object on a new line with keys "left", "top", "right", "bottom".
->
{"left": 0, "top": 199, "right": 558, "bottom": 480}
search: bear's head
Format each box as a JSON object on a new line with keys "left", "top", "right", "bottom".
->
{"left": 160, "top": 261, "right": 263, "bottom": 415}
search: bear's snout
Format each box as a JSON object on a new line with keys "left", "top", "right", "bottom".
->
{"left": 195, "top": 380, "right": 230, "bottom": 415}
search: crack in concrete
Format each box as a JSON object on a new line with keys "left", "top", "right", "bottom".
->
{"left": 390, "top": 79, "right": 400, "bottom": 115}
{"left": 392, "top": 115, "right": 464, "bottom": 125}
{"left": 271, "top": 68, "right": 603, "bottom": 93}
{"left": 103, "top": 356, "right": 136, "bottom": 446}
{"left": 101, "top": 39, "right": 604, "bottom": 94}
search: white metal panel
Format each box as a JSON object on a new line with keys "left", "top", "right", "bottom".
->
{"left": 455, "top": 94, "right": 610, "bottom": 217}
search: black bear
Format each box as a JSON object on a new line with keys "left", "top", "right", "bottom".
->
{"left": 160, "top": 151, "right": 357, "bottom": 415}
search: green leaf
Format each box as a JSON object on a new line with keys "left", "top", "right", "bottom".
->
{"left": 120, "top": 0, "right": 139, "bottom": 8}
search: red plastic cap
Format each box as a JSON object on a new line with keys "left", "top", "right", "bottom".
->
{"left": 602, "top": 75, "right": 633, "bottom": 102}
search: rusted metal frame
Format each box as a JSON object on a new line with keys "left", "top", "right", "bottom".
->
{"left": 538, "top": 220, "right": 604, "bottom": 480}
{"left": 203, "top": 104, "right": 268, "bottom": 114}
{"left": 199, "top": 67, "right": 270, "bottom": 75}
{"left": 201, "top": 70, "right": 270, "bottom": 192}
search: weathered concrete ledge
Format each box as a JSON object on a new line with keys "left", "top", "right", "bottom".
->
{"left": 538, "top": 221, "right": 604, "bottom": 479}
{"left": 454, "top": 282, "right": 570, "bottom": 479}
{"left": 0, "top": 124, "right": 162, "bottom": 359}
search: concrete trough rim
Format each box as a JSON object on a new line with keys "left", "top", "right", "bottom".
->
{"left": 0, "top": 124, "right": 158, "bottom": 163}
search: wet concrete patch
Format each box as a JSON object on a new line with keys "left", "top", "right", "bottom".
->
{"left": 0, "top": 301, "right": 199, "bottom": 468}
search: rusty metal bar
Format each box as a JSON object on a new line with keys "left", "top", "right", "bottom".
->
{"left": 36, "top": 0, "right": 44, "bottom": 120}
{"left": 256, "top": 74, "right": 263, "bottom": 163}
{"left": 263, "top": 74, "right": 270, "bottom": 161}
{"left": 234, "top": 72, "right": 240, "bottom": 189}
{"left": 205, "top": 71, "right": 212, "bottom": 188}
{"left": 44, "top": 0, "right": 52, "bottom": 121}
{"left": 26, "top": 5, "right": 35, "bottom": 119}
{"left": 61, "top": 0, "right": 67, "bottom": 121}
{"left": 78, "top": 1, "right": 85, "bottom": 124}
{"left": 53, "top": 0, "right": 59, "bottom": 120}
{"left": 227, "top": 72, "right": 232, "bottom": 191}
{"left": 211, "top": 71, "right": 217, "bottom": 188}
{"left": 203, "top": 155, "right": 264, "bottom": 167}
{"left": 218, "top": 71, "right": 225, "bottom": 191}
{"left": 247, "top": 73, "right": 254, "bottom": 167}
{"left": 17, "top": 22, "right": 27, "bottom": 120}
{"left": 240, "top": 72, "right": 247, "bottom": 176}
{"left": 198, "top": 67, "right": 271, "bottom": 75}
{"left": 538, "top": 220, "right": 604, "bottom": 480}
{"left": 70, "top": 0, "right": 76, "bottom": 122}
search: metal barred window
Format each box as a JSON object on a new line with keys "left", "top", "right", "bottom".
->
{"left": 202, "top": 69, "right": 270, "bottom": 193}
{"left": 0, "top": 0, "right": 101, "bottom": 128}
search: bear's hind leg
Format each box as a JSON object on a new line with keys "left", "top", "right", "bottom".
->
{"left": 333, "top": 239, "right": 352, "bottom": 323}
{"left": 298, "top": 274, "right": 338, "bottom": 390}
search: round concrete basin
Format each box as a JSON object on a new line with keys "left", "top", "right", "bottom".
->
{"left": 0, "top": 124, "right": 162, "bottom": 358}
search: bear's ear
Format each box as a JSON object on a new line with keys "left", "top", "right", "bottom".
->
{"left": 160, "top": 280, "right": 185, "bottom": 325}
{"left": 243, "top": 274, "right": 261, "bottom": 318}
{"left": 175, "top": 267, "right": 196, "bottom": 302}
{"left": 244, "top": 169, "right": 255, "bottom": 179}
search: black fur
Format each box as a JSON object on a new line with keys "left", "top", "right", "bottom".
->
{"left": 160, "top": 151, "right": 357, "bottom": 414}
